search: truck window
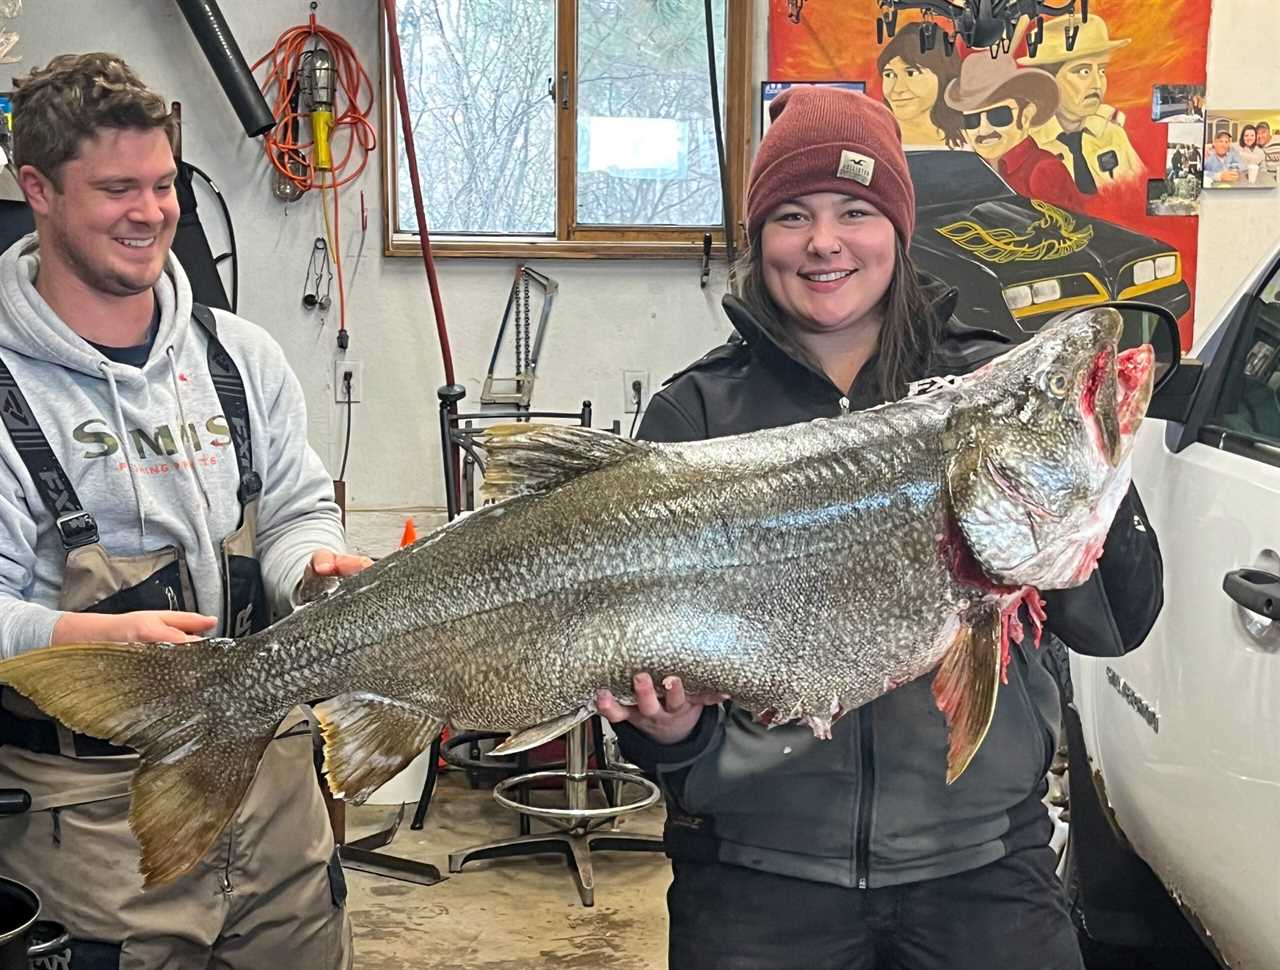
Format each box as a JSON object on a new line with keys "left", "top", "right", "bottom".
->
{"left": 1206, "top": 262, "right": 1280, "bottom": 452}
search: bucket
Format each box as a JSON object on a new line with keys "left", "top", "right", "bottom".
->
{"left": 0, "top": 877, "right": 68, "bottom": 970}
{"left": 365, "top": 748, "right": 433, "bottom": 806}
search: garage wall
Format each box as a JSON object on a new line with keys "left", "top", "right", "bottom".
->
{"left": 5, "top": 0, "right": 1270, "bottom": 513}
{"left": 1196, "top": 0, "right": 1280, "bottom": 341}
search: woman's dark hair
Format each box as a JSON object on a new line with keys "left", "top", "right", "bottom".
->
{"left": 1240, "top": 124, "right": 1258, "bottom": 148}
{"left": 733, "top": 230, "right": 942, "bottom": 403}
{"left": 875, "top": 24, "right": 965, "bottom": 149}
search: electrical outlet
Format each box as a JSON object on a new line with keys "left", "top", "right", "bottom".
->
{"left": 334, "top": 360, "right": 363, "bottom": 403}
{"left": 623, "top": 369, "right": 649, "bottom": 414}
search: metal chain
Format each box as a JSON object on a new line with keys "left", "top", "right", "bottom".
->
{"left": 513, "top": 268, "right": 525, "bottom": 379}
{"left": 521, "top": 268, "right": 531, "bottom": 375}
{"left": 788, "top": 0, "right": 804, "bottom": 24}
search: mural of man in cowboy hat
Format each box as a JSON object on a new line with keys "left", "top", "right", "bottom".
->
{"left": 944, "top": 53, "right": 1086, "bottom": 212}
{"left": 1018, "top": 14, "right": 1145, "bottom": 194}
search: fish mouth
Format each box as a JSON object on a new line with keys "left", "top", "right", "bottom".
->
{"left": 1081, "top": 338, "right": 1153, "bottom": 467}
{"left": 1115, "top": 344, "right": 1155, "bottom": 434}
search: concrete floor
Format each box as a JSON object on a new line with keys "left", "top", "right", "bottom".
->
{"left": 344, "top": 772, "right": 671, "bottom": 970}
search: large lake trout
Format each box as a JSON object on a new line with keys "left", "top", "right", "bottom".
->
{"left": 0, "top": 307, "right": 1154, "bottom": 885}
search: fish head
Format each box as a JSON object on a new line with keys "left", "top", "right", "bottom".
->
{"left": 946, "top": 306, "right": 1154, "bottom": 590}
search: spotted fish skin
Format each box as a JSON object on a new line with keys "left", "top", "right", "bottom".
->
{"left": 0, "top": 306, "right": 1154, "bottom": 886}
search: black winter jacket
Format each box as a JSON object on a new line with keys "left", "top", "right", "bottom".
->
{"left": 615, "top": 279, "right": 1163, "bottom": 889}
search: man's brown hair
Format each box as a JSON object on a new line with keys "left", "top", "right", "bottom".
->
{"left": 11, "top": 52, "right": 177, "bottom": 187}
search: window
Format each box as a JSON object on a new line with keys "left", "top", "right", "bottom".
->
{"left": 383, "top": 0, "right": 753, "bottom": 258}
{"left": 1203, "top": 259, "right": 1280, "bottom": 462}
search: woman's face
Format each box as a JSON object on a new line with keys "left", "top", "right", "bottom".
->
{"left": 881, "top": 56, "right": 940, "bottom": 123}
{"left": 761, "top": 193, "right": 897, "bottom": 337}
{"left": 1244, "top": 128, "right": 1258, "bottom": 147}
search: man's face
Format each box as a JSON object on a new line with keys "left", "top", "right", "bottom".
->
{"left": 1055, "top": 54, "right": 1110, "bottom": 123}
{"left": 962, "top": 98, "right": 1032, "bottom": 163}
{"left": 1213, "top": 134, "right": 1231, "bottom": 158}
{"left": 25, "top": 127, "right": 179, "bottom": 299}
{"left": 1258, "top": 126, "right": 1272, "bottom": 147}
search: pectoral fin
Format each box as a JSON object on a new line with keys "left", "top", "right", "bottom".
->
{"left": 931, "top": 608, "right": 1002, "bottom": 785}
{"left": 490, "top": 708, "right": 593, "bottom": 756}
{"left": 312, "top": 693, "right": 445, "bottom": 803}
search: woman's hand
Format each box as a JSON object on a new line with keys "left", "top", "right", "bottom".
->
{"left": 51, "top": 610, "right": 217, "bottom": 645}
{"left": 596, "top": 672, "right": 727, "bottom": 746}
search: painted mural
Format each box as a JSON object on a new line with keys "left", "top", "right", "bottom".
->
{"left": 767, "top": 0, "right": 1211, "bottom": 347}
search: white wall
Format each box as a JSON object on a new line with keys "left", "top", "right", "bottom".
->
{"left": 1196, "top": 0, "right": 1280, "bottom": 339}
{"left": 7, "top": 0, "right": 1270, "bottom": 513}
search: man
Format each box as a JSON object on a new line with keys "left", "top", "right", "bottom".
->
{"left": 1256, "top": 121, "right": 1280, "bottom": 177}
{"left": 944, "top": 52, "right": 1086, "bottom": 212}
{"left": 1019, "top": 15, "right": 1145, "bottom": 195}
{"left": 1203, "top": 131, "right": 1244, "bottom": 185}
{"left": 0, "top": 53, "right": 367, "bottom": 969}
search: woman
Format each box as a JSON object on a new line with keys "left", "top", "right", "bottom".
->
{"left": 1239, "top": 124, "right": 1266, "bottom": 181}
{"left": 877, "top": 23, "right": 965, "bottom": 148}
{"left": 598, "top": 87, "right": 1163, "bottom": 970}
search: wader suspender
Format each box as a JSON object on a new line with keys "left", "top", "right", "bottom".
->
{"left": 0, "top": 359, "right": 99, "bottom": 551}
{"left": 191, "top": 304, "right": 261, "bottom": 509}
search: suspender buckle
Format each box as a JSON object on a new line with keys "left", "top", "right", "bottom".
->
{"left": 236, "top": 471, "right": 262, "bottom": 505}
{"left": 55, "top": 511, "right": 99, "bottom": 550}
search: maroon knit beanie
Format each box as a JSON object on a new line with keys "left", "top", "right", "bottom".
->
{"left": 746, "top": 86, "right": 915, "bottom": 245}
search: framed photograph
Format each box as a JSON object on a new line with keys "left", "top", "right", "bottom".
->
{"left": 1203, "top": 109, "right": 1280, "bottom": 190}
{"left": 761, "top": 81, "right": 866, "bottom": 137}
{"left": 1152, "top": 84, "right": 1205, "bottom": 124}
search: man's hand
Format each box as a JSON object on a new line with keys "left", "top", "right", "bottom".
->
{"left": 596, "top": 672, "right": 727, "bottom": 746}
{"left": 306, "top": 549, "right": 374, "bottom": 579}
{"left": 295, "top": 549, "right": 375, "bottom": 607}
{"left": 51, "top": 610, "right": 217, "bottom": 645}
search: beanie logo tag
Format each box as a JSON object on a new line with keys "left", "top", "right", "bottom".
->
{"left": 836, "top": 150, "right": 875, "bottom": 186}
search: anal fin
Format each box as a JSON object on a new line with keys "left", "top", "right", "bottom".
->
{"left": 312, "top": 693, "right": 445, "bottom": 803}
{"left": 490, "top": 708, "right": 592, "bottom": 756}
{"left": 932, "top": 608, "right": 1002, "bottom": 785}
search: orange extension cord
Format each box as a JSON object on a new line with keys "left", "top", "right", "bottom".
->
{"left": 253, "top": 14, "right": 376, "bottom": 342}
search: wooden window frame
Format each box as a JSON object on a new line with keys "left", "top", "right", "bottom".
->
{"left": 382, "top": 0, "right": 754, "bottom": 260}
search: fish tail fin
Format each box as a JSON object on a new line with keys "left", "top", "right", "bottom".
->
{"left": 932, "top": 608, "right": 1002, "bottom": 785}
{"left": 0, "top": 639, "right": 279, "bottom": 887}
{"left": 312, "top": 692, "right": 445, "bottom": 803}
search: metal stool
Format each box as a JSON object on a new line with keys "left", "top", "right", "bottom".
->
{"left": 448, "top": 719, "right": 665, "bottom": 906}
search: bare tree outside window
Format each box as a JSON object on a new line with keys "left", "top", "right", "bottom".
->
{"left": 393, "top": 0, "right": 727, "bottom": 239}
{"left": 577, "top": 0, "right": 727, "bottom": 227}
{"left": 395, "top": 0, "right": 557, "bottom": 236}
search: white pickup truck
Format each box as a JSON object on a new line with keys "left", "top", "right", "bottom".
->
{"left": 1067, "top": 241, "right": 1280, "bottom": 969}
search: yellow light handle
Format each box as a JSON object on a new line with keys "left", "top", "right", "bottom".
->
{"left": 312, "top": 110, "right": 335, "bottom": 171}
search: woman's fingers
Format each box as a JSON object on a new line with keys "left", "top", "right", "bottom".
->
{"left": 595, "top": 688, "right": 630, "bottom": 724}
{"left": 662, "top": 676, "right": 688, "bottom": 711}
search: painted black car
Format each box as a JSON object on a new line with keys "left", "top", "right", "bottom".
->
{"left": 906, "top": 149, "right": 1192, "bottom": 341}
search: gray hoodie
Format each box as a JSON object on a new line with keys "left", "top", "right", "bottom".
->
{"left": 0, "top": 233, "right": 345, "bottom": 656}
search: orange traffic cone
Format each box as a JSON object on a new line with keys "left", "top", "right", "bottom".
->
{"left": 399, "top": 516, "right": 418, "bottom": 548}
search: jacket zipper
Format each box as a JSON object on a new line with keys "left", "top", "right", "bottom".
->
{"left": 838, "top": 395, "right": 850, "bottom": 415}
{"left": 854, "top": 706, "right": 875, "bottom": 888}
{"left": 221, "top": 821, "right": 235, "bottom": 894}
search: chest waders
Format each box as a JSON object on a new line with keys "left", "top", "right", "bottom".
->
{"left": 0, "top": 304, "right": 268, "bottom": 758}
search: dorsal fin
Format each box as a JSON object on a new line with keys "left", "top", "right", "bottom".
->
{"left": 479, "top": 423, "right": 648, "bottom": 503}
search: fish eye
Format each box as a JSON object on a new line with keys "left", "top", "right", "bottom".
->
{"left": 1046, "top": 372, "right": 1071, "bottom": 398}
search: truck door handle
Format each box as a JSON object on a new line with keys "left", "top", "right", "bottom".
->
{"left": 1223, "top": 568, "right": 1280, "bottom": 621}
